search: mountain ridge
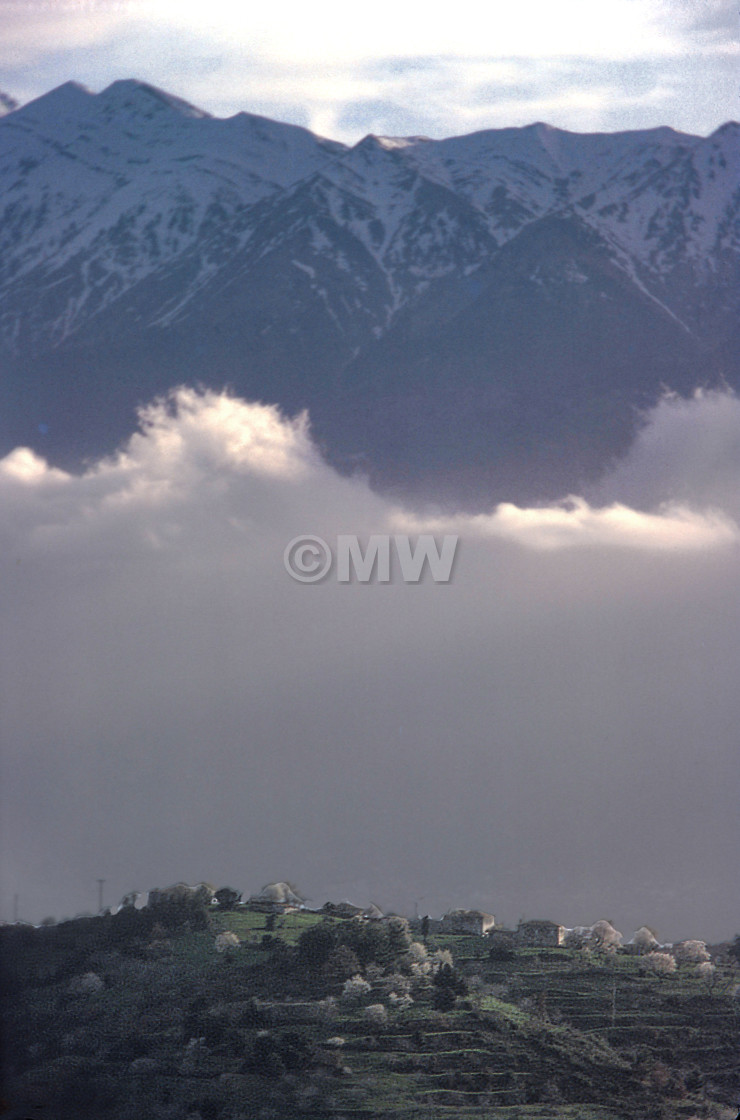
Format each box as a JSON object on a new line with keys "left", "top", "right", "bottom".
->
{"left": 1, "top": 81, "right": 737, "bottom": 503}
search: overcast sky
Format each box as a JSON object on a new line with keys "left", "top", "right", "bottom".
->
{"left": 0, "top": 0, "right": 737, "bottom": 140}
{"left": 1, "top": 387, "right": 739, "bottom": 940}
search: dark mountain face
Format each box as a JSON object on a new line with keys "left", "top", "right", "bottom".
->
{"left": 1, "top": 80, "right": 737, "bottom": 504}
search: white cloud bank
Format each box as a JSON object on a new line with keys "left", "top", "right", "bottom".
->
{"left": 1, "top": 386, "right": 739, "bottom": 939}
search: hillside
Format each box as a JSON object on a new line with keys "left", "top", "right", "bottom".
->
{"left": 2, "top": 896, "right": 738, "bottom": 1119}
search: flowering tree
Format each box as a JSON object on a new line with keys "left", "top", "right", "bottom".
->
{"left": 341, "top": 975, "right": 372, "bottom": 1004}
{"left": 674, "top": 940, "right": 710, "bottom": 965}
{"left": 695, "top": 960, "right": 716, "bottom": 988}
{"left": 630, "top": 926, "right": 659, "bottom": 954}
{"left": 364, "top": 1003, "right": 388, "bottom": 1028}
{"left": 643, "top": 951, "right": 677, "bottom": 975}
{"left": 214, "top": 931, "right": 240, "bottom": 953}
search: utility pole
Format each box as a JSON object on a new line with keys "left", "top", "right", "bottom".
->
{"left": 96, "top": 879, "right": 106, "bottom": 913}
{"left": 13, "top": 894, "right": 18, "bottom": 923}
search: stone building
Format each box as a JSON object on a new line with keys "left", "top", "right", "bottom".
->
{"left": 515, "top": 919, "right": 565, "bottom": 947}
{"left": 246, "top": 882, "right": 304, "bottom": 912}
{"left": 322, "top": 900, "right": 365, "bottom": 920}
{"left": 440, "top": 909, "right": 496, "bottom": 936}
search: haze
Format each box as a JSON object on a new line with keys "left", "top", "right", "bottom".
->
{"left": 1, "top": 387, "right": 738, "bottom": 941}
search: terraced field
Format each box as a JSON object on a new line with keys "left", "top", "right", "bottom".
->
{"left": 2, "top": 907, "right": 737, "bottom": 1119}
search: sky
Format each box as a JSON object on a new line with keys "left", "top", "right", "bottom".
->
{"left": 0, "top": 0, "right": 738, "bottom": 943}
{"left": 0, "top": 0, "right": 737, "bottom": 141}
{"left": 1, "top": 387, "right": 739, "bottom": 940}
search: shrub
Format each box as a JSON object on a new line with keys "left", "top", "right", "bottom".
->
{"left": 364, "top": 1003, "right": 388, "bottom": 1028}
{"left": 488, "top": 941, "right": 515, "bottom": 960}
{"left": 68, "top": 971, "right": 104, "bottom": 995}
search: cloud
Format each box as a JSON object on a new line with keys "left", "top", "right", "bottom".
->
{"left": 399, "top": 497, "right": 738, "bottom": 552}
{"left": 594, "top": 389, "right": 740, "bottom": 517}
{"left": 1, "top": 386, "right": 738, "bottom": 939}
{"left": 0, "top": 0, "right": 735, "bottom": 139}
{"left": 133, "top": 0, "right": 684, "bottom": 65}
{"left": 0, "top": 0, "right": 132, "bottom": 66}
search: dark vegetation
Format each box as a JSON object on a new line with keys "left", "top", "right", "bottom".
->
{"left": 1, "top": 898, "right": 738, "bottom": 1119}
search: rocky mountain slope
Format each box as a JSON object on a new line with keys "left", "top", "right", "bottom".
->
{"left": 1, "top": 81, "right": 737, "bottom": 503}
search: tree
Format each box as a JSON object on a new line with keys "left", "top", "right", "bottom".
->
{"left": 728, "top": 934, "right": 740, "bottom": 965}
{"left": 214, "top": 887, "right": 241, "bottom": 910}
{"left": 433, "top": 962, "right": 468, "bottom": 1000}
{"left": 387, "top": 916, "right": 412, "bottom": 955}
{"left": 674, "top": 940, "right": 710, "bottom": 965}
{"left": 337, "top": 918, "right": 394, "bottom": 968}
{"left": 298, "top": 921, "right": 337, "bottom": 970}
{"left": 432, "top": 985, "right": 458, "bottom": 1011}
{"left": 147, "top": 884, "right": 210, "bottom": 930}
{"left": 323, "top": 944, "right": 362, "bottom": 983}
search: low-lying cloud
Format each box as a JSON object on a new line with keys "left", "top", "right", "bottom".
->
{"left": 1, "top": 386, "right": 738, "bottom": 940}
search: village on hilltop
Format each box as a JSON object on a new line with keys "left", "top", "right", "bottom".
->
{"left": 108, "top": 880, "right": 725, "bottom": 968}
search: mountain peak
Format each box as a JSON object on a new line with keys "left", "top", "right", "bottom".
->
{"left": 522, "top": 120, "right": 566, "bottom": 163}
{"left": 709, "top": 120, "right": 739, "bottom": 139}
{"left": 98, "top": 80, "right": 211, "bottom": 120}
{"left": 11, "top": 80, "right": 93, "bottom": 121}
{"left": 349, "top": 134, "right": 429, "bottom": 164}
{"left": 0, "top": 91, "right": 18, "bottom": 116}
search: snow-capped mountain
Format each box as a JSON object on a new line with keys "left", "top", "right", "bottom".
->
{"left": 1, "top": 80, "right": 737, "bottom": 502}
{"left": 0, "top": 81, "right": 343, "bottom": 347}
